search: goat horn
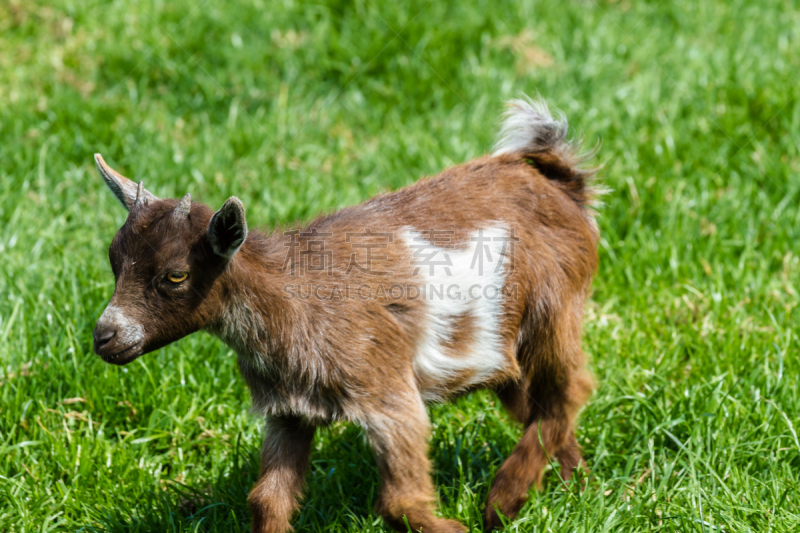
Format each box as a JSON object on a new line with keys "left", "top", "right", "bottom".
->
{"left": 174, "top": 193, "right": 191, "bottom": 220}
{"left": 134, "top": 181, "right": 146, "bottom": 206}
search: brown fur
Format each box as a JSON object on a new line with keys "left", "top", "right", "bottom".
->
{"left": 92, "top": 99, "right": 601, "bottom": 532}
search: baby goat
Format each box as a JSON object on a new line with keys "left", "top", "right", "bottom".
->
{"left": 93, "top": 97, "right": 600, "bottom": 532}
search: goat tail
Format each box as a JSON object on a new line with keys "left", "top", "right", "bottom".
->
{"left": 493, "top": 95, "right": 604, "bottom": 208}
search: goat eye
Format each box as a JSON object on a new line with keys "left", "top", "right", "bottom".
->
{"left": 167, "top": 271, "right": 188, "bottom": 284}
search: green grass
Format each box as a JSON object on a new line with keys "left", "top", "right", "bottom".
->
{"left": 1, "top": 0, "right": 799, "bottom": 531}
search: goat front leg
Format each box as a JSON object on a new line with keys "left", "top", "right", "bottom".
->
{"left": 248, "top": 415, "right": 315, "bottom": 533}
{"left": 362, "top": 394, "right": 467, "bottom": 533}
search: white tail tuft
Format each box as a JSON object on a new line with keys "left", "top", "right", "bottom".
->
{"left": 493, "top": 96, "right": 569, "bottom": 156}
{"left": 492, "top": 95, "right": 606, "bottom": 222}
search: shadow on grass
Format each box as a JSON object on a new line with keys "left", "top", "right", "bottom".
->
{"left": 79, "top": 422, "right": 500, "bottom": 533}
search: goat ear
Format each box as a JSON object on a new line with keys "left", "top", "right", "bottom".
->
{"left": 207, "top": 197, "right": 248, "bottom": 259}
{"left": 94, "top": 154, "right": 159, "bottom": 211}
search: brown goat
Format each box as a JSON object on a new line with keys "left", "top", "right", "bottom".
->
{"left": 92, "top": 97, "right": 600, "bottom": 532}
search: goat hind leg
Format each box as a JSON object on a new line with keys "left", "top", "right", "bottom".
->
{"left": 484, "top": 417, "right": 568, "bottom": 531}
{"left": 555, "top": 431, "right": 587, "bottom": 484}
{"left": 556, "top": 369, "right": 593, "bottom": 484}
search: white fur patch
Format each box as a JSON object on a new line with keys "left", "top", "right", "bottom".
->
{"left": 100, "top": 304, "right": 144, "bottom": 346}
{"left": 404, "top": 226, "right": 513, "bottom": 401}
{"left": 492, "top": 96, "right": 568, "bottom": 157}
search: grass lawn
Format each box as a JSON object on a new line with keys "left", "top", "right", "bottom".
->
{"left": 1, "top": 0, "right": 799, "bottom": 531}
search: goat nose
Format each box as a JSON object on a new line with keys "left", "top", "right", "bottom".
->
{"left": 93, "top": 323, "right": 116, "bottom": 349}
